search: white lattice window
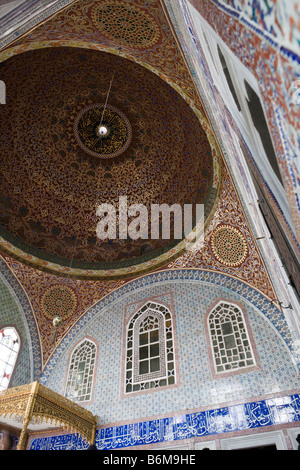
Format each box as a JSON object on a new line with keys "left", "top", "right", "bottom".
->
{"left": 0, "top": 327, "right": 20, "bottom": 391}
{"left": 65, "top": 338, "right": 97, "bottom": 403}
{"left": 207, "top": 302, "right": 256, "bottom": 374}
{"left": 125, "top": 302, "right": 176, "bottom": 394}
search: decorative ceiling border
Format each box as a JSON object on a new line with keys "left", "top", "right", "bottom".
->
{"left": 0, "top": 0, "right": 204, "bottom": 110}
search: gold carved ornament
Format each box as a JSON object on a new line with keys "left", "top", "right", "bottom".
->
{"left": 0, "top": 382, "right": 97, "bottom": 449}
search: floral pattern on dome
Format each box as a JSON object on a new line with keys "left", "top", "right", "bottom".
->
{"left": 74, "top": 104, "right": 132, "bottom": 159}
{"left": 210, "top": 225, "right": 248, "bottom": 267}
{"left": 40, "top": 285, "right": 78, "bottom": 320}
{"left": 91, "top": 1, "right": 161, "bottom": 49}
{"left": 0, "top": 47, "right": 217, "bottom": 274}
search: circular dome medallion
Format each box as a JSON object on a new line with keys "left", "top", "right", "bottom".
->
{"left": 40, "top": 285, "right": 78, "bottom": 321}
{"left": 92, "top": 1, "right": 160, "bottom": 49}
{"left": 211, "top": 225, "right": 248, "bottom": 267}
{"left": 74, "top": 104, "right": 132, "bottom": 159}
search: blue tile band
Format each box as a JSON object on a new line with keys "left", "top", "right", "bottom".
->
{"left": 29, "top": 393, "right": 300, "bottom": 450}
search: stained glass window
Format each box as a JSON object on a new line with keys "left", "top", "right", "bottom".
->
{"left": 65, "top": 338, "right": 97, "bottom": 403}
{"left": 207, "top": 302, "right": 256, "bottom": 374}
{"left": 0, "top": 327, "right": 20, "bottom": 391}
{"left": 125, "top": 302, "right": 176, "bottom": 394}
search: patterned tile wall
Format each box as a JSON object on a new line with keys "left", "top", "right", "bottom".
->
{"left": 0, "top": 273, "right": 32, "bottom": 386}
{"left": 28, "top": 393, "right": 300, "bottom": 449}
{"left": 219, "top": 0, "right": 299, "bottom": 49}
{"left": 0, "top": 256, "right": 41, "bottom": 380}
{"left": 41, "top": 270, "right": 300, "bottom": 427}
{"left": 184, "top": 0, "right": 300, "bottom": 241}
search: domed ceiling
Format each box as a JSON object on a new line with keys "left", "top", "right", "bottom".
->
{"left": 0, "top": 0, "right": 280, "bottom": 368}
{"left": 0, "top": 46, "right": 220, "bottom": 278}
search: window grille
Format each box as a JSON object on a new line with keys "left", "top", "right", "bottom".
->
{"left": 207, "top": 302, "right": 255, "bottom": 374}
{"left": 65, "top": 338, "right": 96, "bottom": 403}
{"left": 125, "top": 302, "right": 176, "bottom": 394}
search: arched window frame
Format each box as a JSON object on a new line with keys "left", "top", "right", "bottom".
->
{"left": 122, "top": 300, "right": 178, "bottom": 396}
{"left": 205, "top": 300, "right": 259, "bottom": 378}
{"left": 64, "top": 336, "right": 98, "bottom": 404}
{"left": 0, "top": 326, "right": 21, "bottom": 391}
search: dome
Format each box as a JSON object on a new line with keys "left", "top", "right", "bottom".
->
{"left": 0, "top": 46, "right": 219, "bottom": 278}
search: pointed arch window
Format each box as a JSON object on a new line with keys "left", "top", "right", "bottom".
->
{"left": 65, "top": 338, "right": 97, "bottom": 403}
{"left": 124, "top": 302, "right": 176, "bottom": 394}
{"left": 0, "top": 327, "right": 20, "bottom": 391}
{"left": 207, "top": 301, "right": 256, "bottom": 375}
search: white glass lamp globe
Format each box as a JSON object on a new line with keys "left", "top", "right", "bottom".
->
{"left": 98, "top": 125, "right": 108, "bottom": 136}
{"left": 53, "top": 316, "right": 62, "bottom": 328}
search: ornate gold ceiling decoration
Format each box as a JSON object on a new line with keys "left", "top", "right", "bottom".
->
{"left": 0, "top": 0, "right": 202, "bottom": 109}
{"left": 0, "top": 382, "right": 97, "bottom": 449}
{"left": 74, "top": 104, "right": 132, "bottom": 159}
{"left": 40, "top": 285, "right": 78, "bottom": 321}
{"left": 0, "top": 163, "right": 277, "bottom": 368}
{"left": 0, "top": 46, "right": 221, "bottom": 279}
{"left": 210, "top": 225, "right": 248, "bottom": 267}
{"left": 0, "top": 0, "right": 280, "bottom": 369}
{"left": 91, "top": 1, "right": 161, "bottom": 49}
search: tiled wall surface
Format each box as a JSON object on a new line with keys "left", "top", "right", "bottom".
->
{"left": 219, "top": 0, "right": 299, "bottom": 50}
{"left": 37, "top": 270, "right": 300, "bottom": 448}
{"left": 28, "top": 394, "right": 300, "bottom": 450}
{"left": 0, "top": 272, "right": 32, "bottom": 386}
{"left": 1, "top": 266, "right": 299, "bottom": 449}
{"left": 184, "top": 0, "right": 300, "bottom": 243}
{"left": 0, "top": 257, "right": 41, "bottom": 381}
